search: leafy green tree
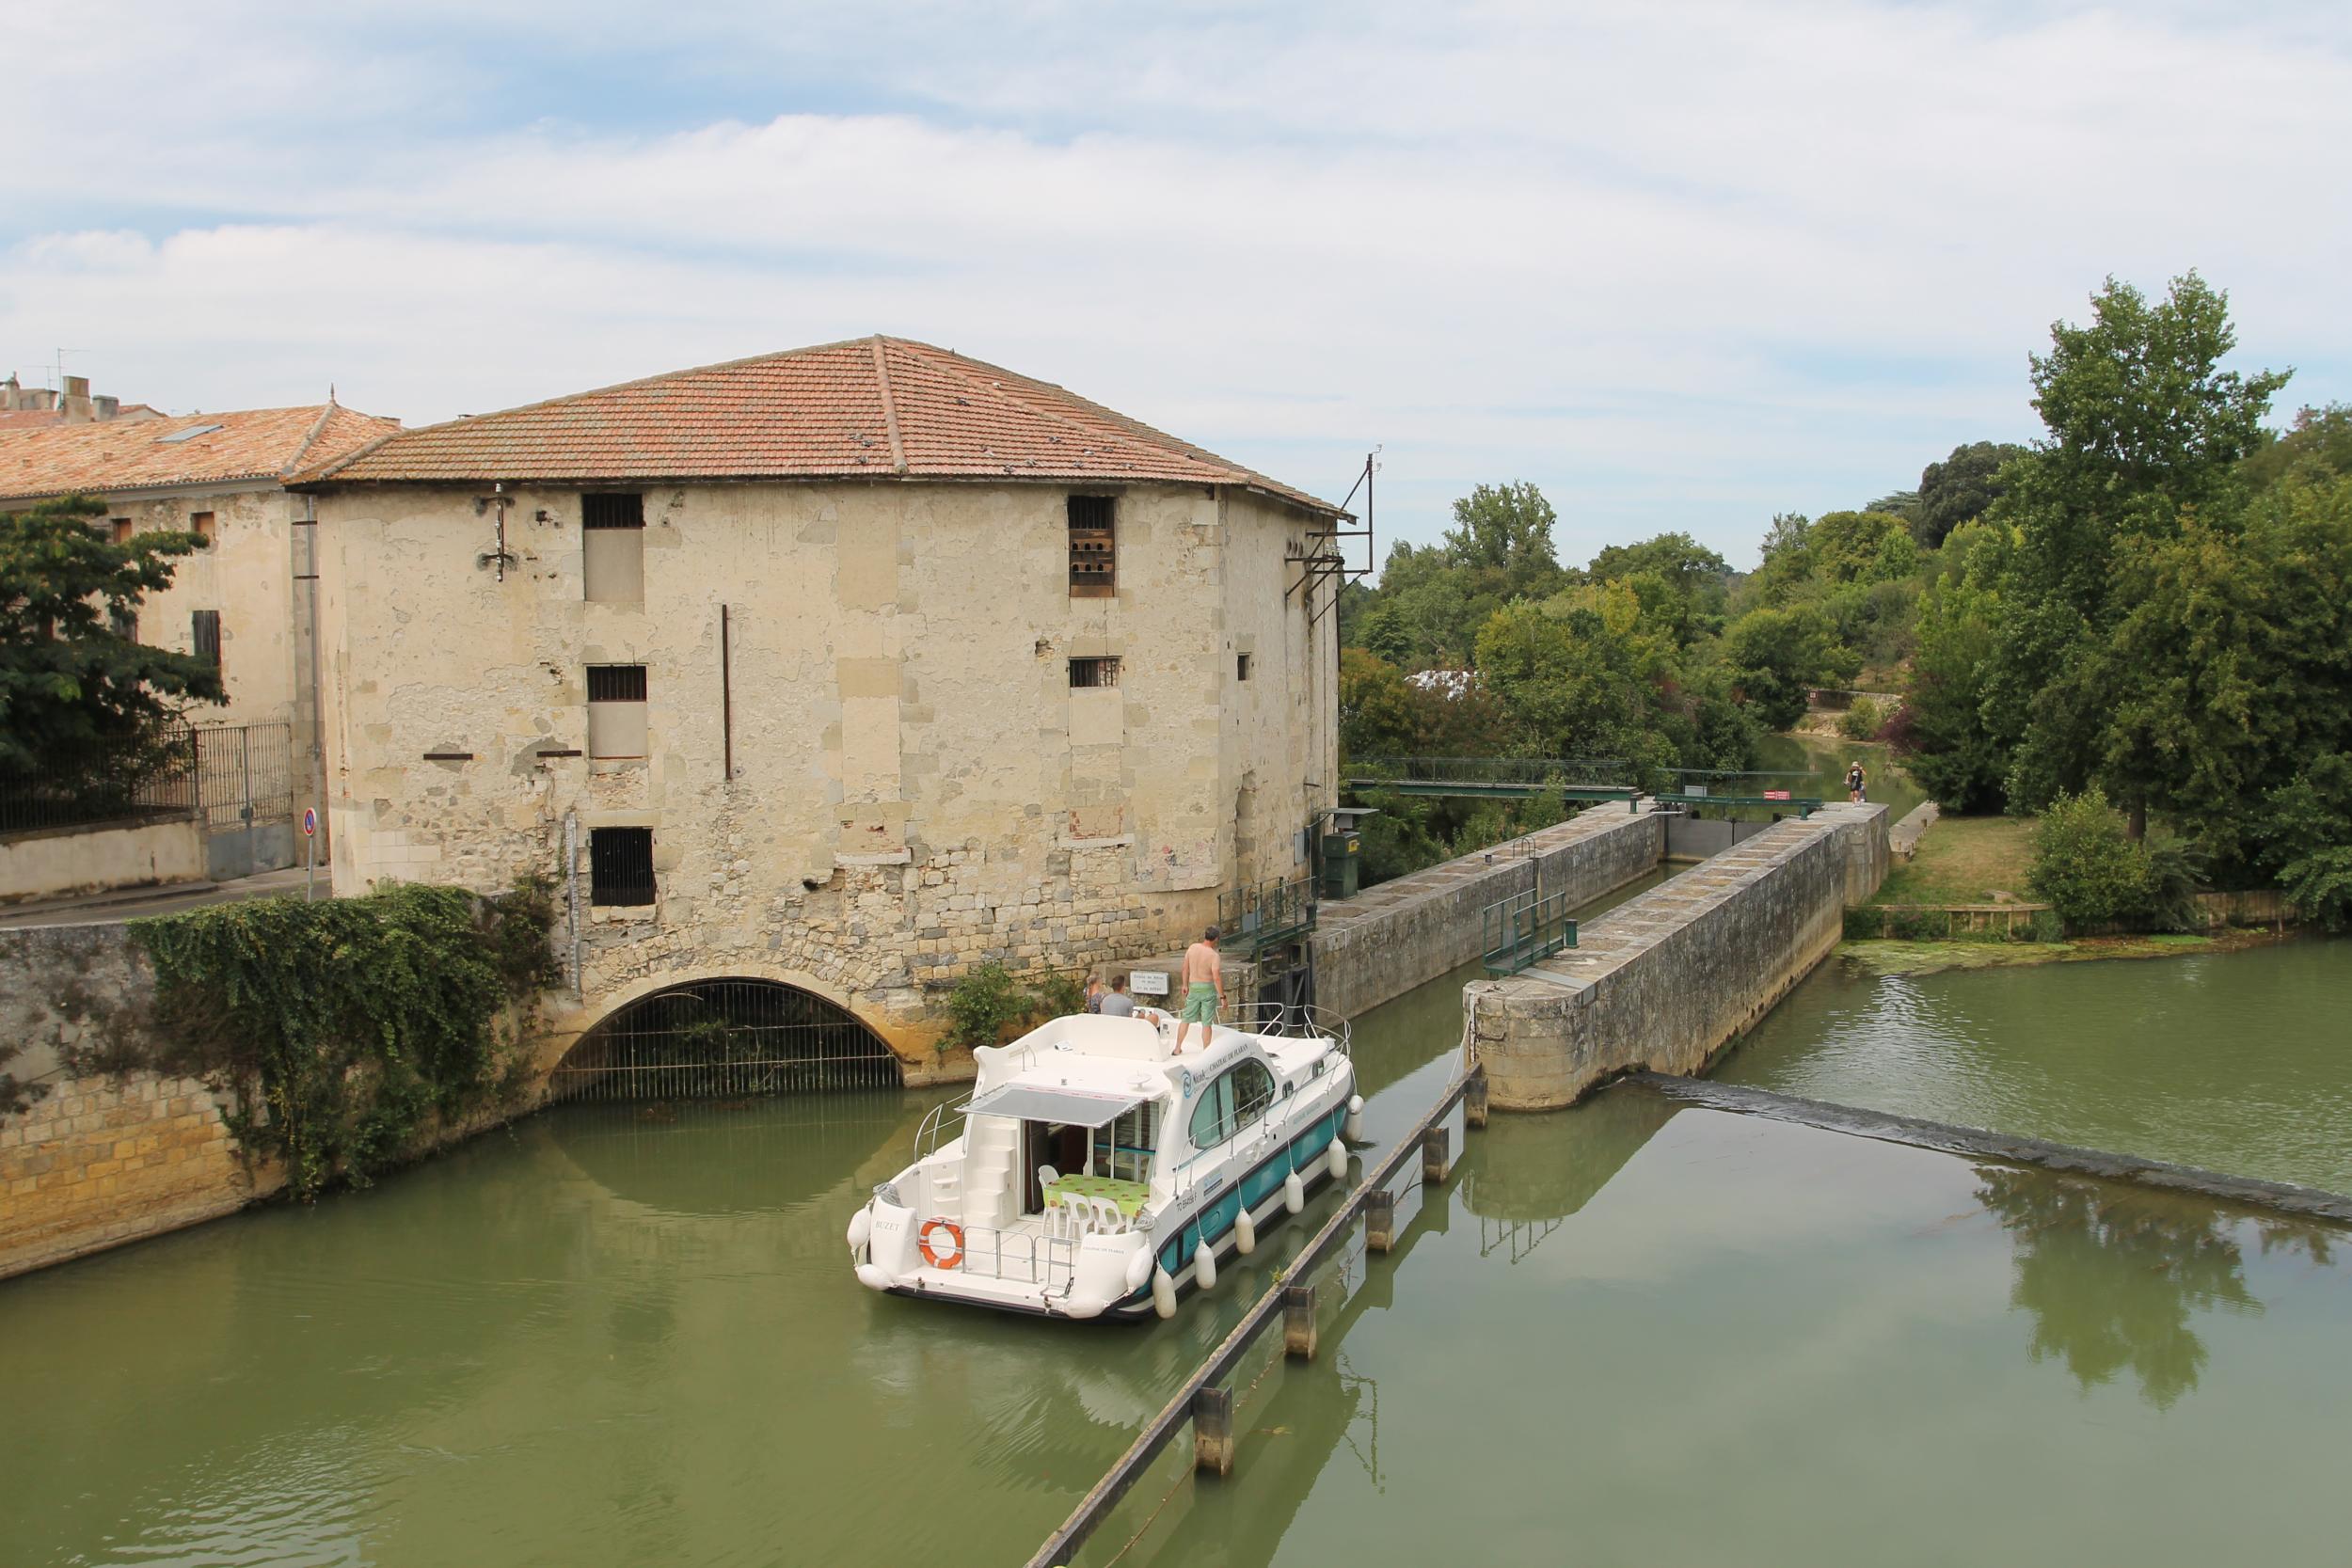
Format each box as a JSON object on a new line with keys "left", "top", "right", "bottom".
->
{"left": 2251, "top": 754, "right": 2352, "bottom": 929}
{"left": 1, "top": 492, "right": 220, "bottom": 769}
{"left": 1915, "top": 441, "right": 2026, "bottom": 548}
{"left": 1588, "top": 531, "right": 1732, "bottom": 645}
{"left": 2243, "top": 404, "right": 2352, "bottom": 492}
{"left": 1988, "top": 274, "right": 2288, "bottom": 817}
{"left": 1720, "top": 604, "right": 1857, "bottom": 730}
{"left": 1899, "top": 568, "right": 2010, "bottom": 812}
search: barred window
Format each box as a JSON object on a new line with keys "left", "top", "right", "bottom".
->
{"left": 583, "top": 493, "right": 646, "bottom": 604}
{"left": 589, "top": 827, "right": 657, "bottom": 907}
{"left": 1069, "top": 656, "right": 1120, "bottom": 689}
{"left": 587, "top": 664, "right": 648, "bottom": 758}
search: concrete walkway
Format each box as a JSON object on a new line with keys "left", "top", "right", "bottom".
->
{"left": 1888, "top": 800, "right": 1939, "bottom": 859}
{"left": 0, "top": 866, "right": 315, "bottom": 930}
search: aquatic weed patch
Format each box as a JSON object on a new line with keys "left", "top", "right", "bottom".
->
{"left": 1837, "top": 929, "right": 2279, "bottom": 977}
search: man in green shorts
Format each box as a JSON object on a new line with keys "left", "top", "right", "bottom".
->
{"left": 1171, "top": 926, "right": 1224, "bottom": 1054}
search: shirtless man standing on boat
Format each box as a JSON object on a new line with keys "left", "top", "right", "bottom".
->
{"left": 1171, "top": 927, "right": 1224, "bottom": 1054}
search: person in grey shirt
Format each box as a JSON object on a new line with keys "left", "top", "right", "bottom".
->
{"left": 1099, "top": 974, "right": 1136, "bottom": 1017}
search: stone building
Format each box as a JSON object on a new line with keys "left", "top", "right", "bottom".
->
{"left": 298, "top": 337, "right": 1348, "bottom": 1076}
{"left": 0, "top": 402, "right": 401, "bottom": 893}
{"left": 0, "top": 372, "right": 161, "bottom": 430}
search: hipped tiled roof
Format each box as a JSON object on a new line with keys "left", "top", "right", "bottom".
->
{"left": 302, "top": 337, "right": 1343, "bottom": 516}
{"left": 0, "top": 404, "right": 399, "bottom": 502}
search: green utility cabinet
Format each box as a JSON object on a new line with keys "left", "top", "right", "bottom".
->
{"left": 1321, "top": 830, "right": 1362, "bottom": 899}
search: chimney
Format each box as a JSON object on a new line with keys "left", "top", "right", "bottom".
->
{"left": 95, "top": 395, "right": 119, "bottom": 420}
{"left": 61, "top": 374, "right": 95, "bottom": 423}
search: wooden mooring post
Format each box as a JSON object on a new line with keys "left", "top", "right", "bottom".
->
{"left": 1365, "top": 1189, "right": 1396, "bottom": 1253}
{"left": 1282, "top": 1284, "right": 1318, "bottom": 1360}
{"left": 1191, "top": 1385, "right": 1234, "bottom": 1476}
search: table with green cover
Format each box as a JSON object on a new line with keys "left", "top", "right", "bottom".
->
{"left": 1044, "top": 1174, "right": 1150, "bottom": 1217}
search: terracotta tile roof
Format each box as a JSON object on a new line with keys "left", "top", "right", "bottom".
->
{"left": 0, "top": 404, "right": 399, "bottom": 502}
{"left": 301, "top": 337, "right": 1343, "bottom": 516}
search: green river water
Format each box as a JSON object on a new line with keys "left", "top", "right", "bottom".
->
{"left": 3, "top": 881, "right": 2346, "bottom": 1567}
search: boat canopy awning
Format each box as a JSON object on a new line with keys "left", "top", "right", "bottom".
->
{"left": 963, "top": 1084, "right": 1151, "bottom": 1129}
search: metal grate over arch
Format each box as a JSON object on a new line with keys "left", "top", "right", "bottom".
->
{"left": 548, "top": 978, "right": 902, "bottom": 1102}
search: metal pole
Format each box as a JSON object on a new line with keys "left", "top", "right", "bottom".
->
{"left": 306, "top": 832, "right": 315, "bottom": 902}
{"left": 721, "top": 603, "right": 734, "bottom": 781}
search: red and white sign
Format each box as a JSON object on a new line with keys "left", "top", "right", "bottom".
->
{"left": 302, "top": 807, "right": 319, "bottom": 837}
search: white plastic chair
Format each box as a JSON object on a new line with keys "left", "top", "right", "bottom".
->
{"left": 1038, "top": 1164, "right": 1060, "bottom": 1189}
{"left": 1089, "top": 1196, "right": 1125, "bottom": 1234}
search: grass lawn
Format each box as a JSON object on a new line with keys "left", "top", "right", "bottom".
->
{"left": 1870, "top": 813, "right": 2036, "bottom": 906}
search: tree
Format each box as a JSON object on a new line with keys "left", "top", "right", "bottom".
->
{"left": 1988, "top": 273, "right": 2289, "bottom": 816}
{"left": 0, "top": 493, "right": 219, "bottom": 770}
{"left": 2028, "top": 787, "right": 2152, "bottom": 927}
{"left": 1914, "top": 441, "right": 2026, "bottom": 548}
{"left": 1440, "top": 481, "right": 1563, "bottom": 585}
{"left": 1587, "top": 532, "right": 1732, "bottom": 646}
{"left": 1721, "top": 604, "right": 1857, "bottom": 731}
{"left": 2242, "top": 404, "right": 2352, "bottom": 492}
{"left": 1898, "top": 532, "right": 2010, "bottom": 812}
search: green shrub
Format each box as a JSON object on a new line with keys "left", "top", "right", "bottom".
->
{"left": 944, "top": 962, "right": 1089, "bottom": 1055}
{"left": 2027, "top": 788, "right": 2153, "bottom": 927}
{"left": 2028, "top": 908, "right": 2066, "bottom": 942}
{"left": 1839, "top": 697, "right": 1884, "bottom": 741}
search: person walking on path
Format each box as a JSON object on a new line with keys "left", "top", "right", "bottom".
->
{"left": 1171, "top": 927, "right": 1224, "bottom": 1054}
{"left": 1846, "top": 761, "right": 1867, "bottom": 803}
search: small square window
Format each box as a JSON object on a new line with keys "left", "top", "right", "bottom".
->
{"left": 1236, "top": 653, "right": 1253, "bottom": 682}
{"left": 190, "top": 511, "right": 215, "bottom": 544}
{"left": 1069, "top": 656, "right": 1120, "bottom": 689}
{"left": 110, "top": 517, "right": 133, "bottom": 544}
{"left": 589, "top": 827, "right": 657, "bottom": 906}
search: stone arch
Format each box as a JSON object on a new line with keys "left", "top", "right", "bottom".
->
{"left": 546, "top": 975, "right": 903, "bottom": 1102}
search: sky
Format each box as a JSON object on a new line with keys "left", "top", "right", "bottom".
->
{"left": 4, "top": 2, "right": 2347, "bottom": 571}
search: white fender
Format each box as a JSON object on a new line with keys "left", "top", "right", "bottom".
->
{"left": 1152, "top": 1267, "right": 1177, "bottom": 1319}
{"left": 1194, "top": 1239, "right": 1217, "bottom": 1291}
{"left": 1123, "top": 1246, "right": 1154, "bottom": 1293}
{"left": 1065, "top": 1293, "right": 1108, "bottom": 1320}
{"left": 846, "top": 1208, "right": 873, "bottom": 1255}
{"left": 1234, "top": 1207, "right": 1257, "bottom": 1256}
{"left": 1283, "top": 1171, "right": 1305, "bottom": 1215}
{"left": 1326, "top": 1137, "right": 1348, "bottom": 1180}
{"left": 1344, "top": 1094, "right": 1365, "bottom": 1143}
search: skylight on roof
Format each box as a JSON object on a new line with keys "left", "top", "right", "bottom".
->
{"left": 155, "top": 422, "right": 225, "bottom": 444}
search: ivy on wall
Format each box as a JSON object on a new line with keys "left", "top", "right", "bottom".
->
{"left": 131, "top": 879, "right": 558, "bottom": 1199}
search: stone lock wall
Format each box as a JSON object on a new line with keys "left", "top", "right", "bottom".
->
{"left": 1468, "top": 802, "right": 1889, "bottom": 1111}
{"left": 1311, "top": 804, "right": 1667, "bottom": 1022}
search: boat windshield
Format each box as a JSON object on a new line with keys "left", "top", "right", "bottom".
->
{"left": 1090, "top": 1100, "right": 1158, "bottom": 1184}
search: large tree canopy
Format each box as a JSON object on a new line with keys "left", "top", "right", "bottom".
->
{"left": 0, "top": 493, "right": 220, "bottom": 769}
{"left": 1914, "top": 440, "right": 2026, "bottom": 548}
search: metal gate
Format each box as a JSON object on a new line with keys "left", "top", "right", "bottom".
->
{"left": 548, "top": 978, "right": 904, "bottom": 1102}
{"left": 193, "top": 720, "right": 296, "bottom": 879}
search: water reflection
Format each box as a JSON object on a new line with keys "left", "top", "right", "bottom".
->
{"left": 1973, "top": 1166, "right": 2339, "bottom": 1410}
{"left": 1462, "top": 1089, "right": 1677, "bottom": 1264}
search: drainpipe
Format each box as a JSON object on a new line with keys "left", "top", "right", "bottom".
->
{"left": 564, "top": 808, "right": 582, "bottom": 991}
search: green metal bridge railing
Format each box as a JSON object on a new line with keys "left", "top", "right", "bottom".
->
{"left": 1344, "top": 755, "right": 1638, "bottom": 798}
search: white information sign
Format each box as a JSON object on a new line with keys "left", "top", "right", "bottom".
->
{"left": 1130, "top": 970, "right": 1171, "bottom": 997}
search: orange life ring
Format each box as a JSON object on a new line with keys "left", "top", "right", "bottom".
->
{"left": 919, "top": 1218, "right": 965, "bottom": 1269}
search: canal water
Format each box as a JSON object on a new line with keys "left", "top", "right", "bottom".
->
{"left": 0, "top": 907, "right": 1519, "bottom": 1568}
{"left": 1129, "top": 1085, "right": 2352, "bottom": 1568}
{"left": 1714, "top": 938, "right": 2352, "bottom": 1193}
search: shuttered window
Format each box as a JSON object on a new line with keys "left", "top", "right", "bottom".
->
{"left": 587, "top": 664, "right": 648, "bottom": 758}
{"left": 582, "top": 493, "right": 646, "bottom": 603}
{"left": 192, "top": 610, "right": 221, "bottom": 669}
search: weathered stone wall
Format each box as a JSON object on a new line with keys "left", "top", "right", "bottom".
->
{"left": 1468, "top": 802, "right": 1887, "bottom": 1110}
{"left": 0, "top": 923, "right": 280, "bottom": 1280}
{"left": 316, "top": 481, "right": 1336, "bottom": 1069}
{"left": 1312, "top": 804, "right": 1666, "bottom": 1022}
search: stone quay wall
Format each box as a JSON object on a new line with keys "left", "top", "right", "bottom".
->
{"left": 1468, "top": 802, "right": 1888, "bottom": 1111}
{"left": 1311, "top": 804, "right": 1667, "bottom": 1022}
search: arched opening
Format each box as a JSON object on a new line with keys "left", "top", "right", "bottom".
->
{"left": 549, "top": 977, "right": 903, "bottom": 1102}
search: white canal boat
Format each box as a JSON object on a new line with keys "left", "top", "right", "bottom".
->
{"left": 849, "top": 1005, "right": 1360, "bottom": 1321}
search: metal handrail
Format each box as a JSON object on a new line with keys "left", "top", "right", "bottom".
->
{"left": 957, "top": 1224, "right": 1078, "bottom": 1291}
{"left": 1481, "top": 884, "right": 1578, "bottom": 974}
{"left": 1650, "top": 791, "right": 1824, "bottom": 818}
{"left": 1228, "top": 999, "right": 1352, "bottom": 1056}
{"left": 1216, "top": 873, "right": 1319, "bottom": 955}
{"left": 914, "top": 1098, "right": 969, "bottom": 1163}
{"left": 1348, "top": 754, "right": 1629, "bottom": 784}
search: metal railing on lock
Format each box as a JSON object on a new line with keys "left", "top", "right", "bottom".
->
{"left": 1020, "top": 1060, "right": 1488, "bottom": 1568}
{"left": 1481, "top": 885, "right": 1578, "bottom": 975}
{"left": 1216, "top": 874, "right": 1319, "bottom": 956}
{"left": 1343, "top": 755, "right": 1638, "bottom": 797}
{"left": 1647, "top": 791, "right": 1826, "bottom": 818}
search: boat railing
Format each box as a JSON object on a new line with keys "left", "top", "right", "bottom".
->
{"left": 914, "top": 1098, "right": 971, "bottom": 1163}
{"left": 958, "top": 1224, "right": 1078, "bottom": 1291}
{"left": 1230, "top": 999, "right": 1351, "bottom": 1056}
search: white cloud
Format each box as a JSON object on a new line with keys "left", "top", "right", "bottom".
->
{"left": 2, "top": 3, "right": 2345, "bottom": 563}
